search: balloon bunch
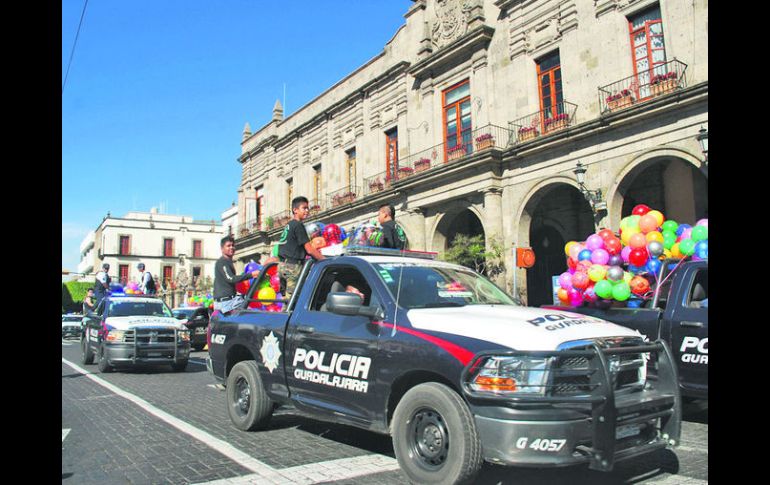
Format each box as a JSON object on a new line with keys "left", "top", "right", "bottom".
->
{"left": 249, "top": 265, "right": 284, "bottom": 312}
{"left": 187, "top": 294, "right": 214, "bottom": 309}
{"left": 348, "top": 222, "right": 382, "bottom": 247}
{"left": 125, "top": 281, "right": 143, "bottom": 295}
{"left": 305, "top": 221, "right": 349, "bottom": 250}
{"left": 559, "top": 204, "right": 708, "bottom": 309}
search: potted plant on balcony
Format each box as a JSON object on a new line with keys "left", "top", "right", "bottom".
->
{"left": 475, "top": 133, "right": 495, "bottom": 151}
{"left": 397, "top": 166, "right": 415, "bottom": 179}
{"left": 265, "top": 216, "right": 274, "bottom": 230}
{"left": 332, "top": 191, "right": 356, "bottom": 207}
{"left": 606, "top": 89, "right": 634, "bottom": 111}
{"left": 368, "top": 177, "right": 384, "bottom": 193}
{"left": 543, "top": 113, "right": 570, "bottom": 134}
{"left": 446, "top": 145, "right": 466, "bottom": 162}
{"left": 650, "top": 71, "right": 678, "bottom": 97}
{"left": 414, "top": 157, "right": 431, "bottom": 172}
{"left": 309, "top": 203, "right": 322, "bottom": 216}
{"left": 518, "top": 126, "right": 539, "bottom": 142}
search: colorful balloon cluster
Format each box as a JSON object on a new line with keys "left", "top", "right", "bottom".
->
{"left": 305, "top": 222, "right": 348, "bottom": 250}
{"left": 187, "top": 293, "right": 214, "bottom": 309}
{"left": 235, "top": 264, "right": 284, "bottom": 312}
{"left": 348, "top": 222, "right": 383, "bottom": 247}
{"left": 558, "top": 204, "right": 708, "bottom": 308}
{"left": 124, "top": 281, "right": 143, "bottom": 295}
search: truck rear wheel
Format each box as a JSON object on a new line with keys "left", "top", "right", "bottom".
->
{"left": 226, "top": 360, "right": 273, "bottom": 431}
{"left": 391, "top": 382, "right": 482, "bottom": 485}
{"left": 81, "top": 337, "right": 94, "bottom": 365}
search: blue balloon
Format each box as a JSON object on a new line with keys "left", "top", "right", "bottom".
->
{"left": 244, "top": 261, "right": 262, "bottom": 274}
{"left": 578, "top": 249, "right": 592, "bottom": 261}
{"left": 676, "top": 224, "right": 692, "bottom": 237}
{"left": 628, "top": 264, "right": 644, "bottom": 274}
{"left": 339, "top": 226, "right": 348, "bottom": 241}
{"left": 694, "top": 240, "right": 708, "bottom": 259}
{"left": 646, "top": 258, "right": 662, "bottom": 275}
{"left": 627, "top": 298, "right": 643, "bottom": 308}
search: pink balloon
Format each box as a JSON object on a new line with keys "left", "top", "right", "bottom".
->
{"left": 569, "top": 292, "right": 584, "bottom": 307}
{"left": 590, "top": 248, "right": 610, "bottom": 265}
{"left": 583, "top": 285, "right": 598, "bottom": 303}
{"left": 270, "top": 274, "right": 281, "bottom": 292}
{"left": 585, "top": 234, "right": 605, "bottom": 251}
{"left": 621, "top": 246, "right": 632, "bottom": 263}
{"left": 569, "top": 243, "right": 585, "bottom": 261}
{"left": 681, "top": 228, "right": 693, "bottom": 240}
{"left": 559, "top": 272, "right": 573, "bottom": 290}
{"left": 696, "top": 218, "right": 708, "bottom": 227}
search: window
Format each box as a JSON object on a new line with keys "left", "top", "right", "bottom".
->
{"left": 687, "top": 269, "right": 708, "bottom": 309}
{"left": 163, "top": 265, "right": 173, "bottom": 287}
{"left": 310, "top": 266, "right": 375, "bottom": 311}
{"left": 442, "top": 80, "right": 472, "bottom": 160}
{"left": 256, "top": 187, "right": 264, "bottom": 229}
{"left": 193, "top": 240, "right": 202, "bottom": 259}
{"left": 537, "top": 52, "right": 564, "bottom": 126}
{"left": 629, "top": 6, "right": 666, "bottom": 99}
{"left": 346, "top": 148, "right": 356, "bottom": 192}
{"left": 119, "top": 264, "right": 129, "bottom": 286}
{"left": 192, "top": 266, "right": 202, "bottom": 287}
{"left": 313, "top": 165, "right": 322, "bottom": 202}
{"left": 385, "top": 128, "right": 398, "bottom": 181}
{"left": 119, "top": 235, "right": 131, "bottom": 255}
{"left": 286, "top": 178, "right": 293, "bottom": 211}
{"left": 163, "top": 238, "right": 174, "bottom": 257}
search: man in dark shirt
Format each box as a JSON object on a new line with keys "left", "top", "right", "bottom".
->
{"left": 275, "top": 196, "right": 325, "bottom": 299}
{"left": 94, "top": 263, "right": 111, "bottom": 306}
{"left": 377, "top": 203, "right": 407, "bottom": 250}
{"left": 213, "top": 235, "right": 262, "bottom": 315}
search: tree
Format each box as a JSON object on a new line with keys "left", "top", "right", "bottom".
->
{"left": 440, "top": 234, "right": 505, "bottom": 279}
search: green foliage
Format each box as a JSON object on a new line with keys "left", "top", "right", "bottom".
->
{"left": 440, "top": 234, "right": 505, "bottom": 279}
{"left": 61, "top": 281, "right": 94, "bottom": 313}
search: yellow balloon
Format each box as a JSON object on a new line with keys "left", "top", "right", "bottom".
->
{"left": 258, "top": 287, "right": 277, "bottom": 301}
{"left": 623, "top": 272, "right": 633, "bottom": 284}
{"left": 564, "top": 241, "right": 577, "bottom": 257}
{"left": 621, "top": 227, "right": 638, "bottom": 246}
{"left": 662, "top": 249, "right": 672, "bottom": 259}
{"left": 647, "top": 210, "right": 665, "bottom": 227}
{"left": 671, "top": 243, "right": 683, "bottom": 259}
{"left": 646, "top": 231, "right": 664, "bottom": 243}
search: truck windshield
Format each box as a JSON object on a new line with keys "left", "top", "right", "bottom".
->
{"left": 372, "top": 263, "right": 516, "bottom": 309}
{"left": 108, "top": 301, "right": 173, "bottom": 318}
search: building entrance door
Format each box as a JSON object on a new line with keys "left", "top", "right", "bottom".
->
{"left": 527, "top": 226, "right": 565, "bottom": 307}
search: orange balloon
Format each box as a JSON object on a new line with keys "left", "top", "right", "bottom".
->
{"left": 646, "top": 231, "right": 664, "bottom": 243}
{"left": 638, "top": 214, "right": 658, "bottom": 234}
{"left": 671, "top": 243, "right": 683, "bottom": 259}
{"left": 647, "top": 210, "right": 665, "bottom": 227}
{"left": 629, "top": 232, "right": 647, "bottom": 249}
{"left": 311, "top": 236, "right": 326, "bottom": 249}
{"left": 630, "top": 276, "right": 651, "bottom": 296}
{"left": 597, "top": 229, "right": 615, "bottom": 241}
{"left": 557, "top": 288, "right": 569, "bottom": 303}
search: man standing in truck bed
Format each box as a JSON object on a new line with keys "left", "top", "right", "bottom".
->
{"left": 275, "top": 196, "right": 325, "bottom": 299}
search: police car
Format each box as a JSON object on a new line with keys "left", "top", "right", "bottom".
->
{"left": 208, "top": 247, "right": 681, "bottom": 484}
{"left": 61, "top": 313, "right": 83, "bottom": 339}
{"left": 81, "top": 292, "right": 191, "bottom": 373}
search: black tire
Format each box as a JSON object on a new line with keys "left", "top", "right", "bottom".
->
{"left": 171, "top": 360, "right": 188, "bottom": 372}
{"left": 81, "top": 337, "right": 94, "bottom": 365}
{"left": 97, "top": 344, "right": 113, "bottom": 373}
{"left": 391, "top": 382, "right": 483, "bottom": 485}
{"left": 226, "top": 361, "right": 273, "bottom": 431}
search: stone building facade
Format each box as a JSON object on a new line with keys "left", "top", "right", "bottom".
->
{"left": 233, "top": 0, "right": 708, "bottom": 306}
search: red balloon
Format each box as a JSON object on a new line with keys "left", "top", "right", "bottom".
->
{"left": 604, "top": 237, "right": 622, "bottom": 255}
{"left": 267, "top": 265, "right": 278, "bottom": 277}
{"left": 572, "top": 272, "right": 589, "bottom": 290}
{"left": 248, "top": 300, "right": 262, "bottom": 309}
{"left": 597, "top": 229, "right": 615, "bottom": 241}
{"left": 323, "top": 223, "right": 343, "bottom": 245}
{"left": 567, "top": 257, "right": 577, "bottom": 270}
{"left": 235, "top": 279, "right": 251, "bottom": 295}
{"left": 629, "top": 248, "right": 649, "bottom": 267}
{"left": 632, "top": 204, "right": 651, "bottom": 216}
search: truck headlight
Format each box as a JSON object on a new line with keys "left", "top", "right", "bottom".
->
{"left": 469, "top": 356, "right": 550, "bottom": 395}
{"left": 106, "top": 330, "right": 126, "bottom": 342}
{"left": 178, "top": 330, "right": 190, "bottom": 342}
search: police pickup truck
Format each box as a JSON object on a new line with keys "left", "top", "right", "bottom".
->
{"left": 207, "top": 247, "right": 681, "bottom": 484}
{"left": 561, "top": 259, "right": 707, "bottom": 400}
{"left": 81, "top": 294, "right": 191, "bottom": 373}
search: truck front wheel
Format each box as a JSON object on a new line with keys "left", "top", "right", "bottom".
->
{"left": 81, "top": 337, "right": 94, "bottom": 365}
{"left": 226, "top": 361, "right": 273, "bottom": 431}
{"left": 391, "top": 382, "right": 482, "bottom": 485}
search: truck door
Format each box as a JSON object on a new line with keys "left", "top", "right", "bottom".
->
{"left": 285, "top": 262, "right": 385, "bottom": 425}
{"left": 664, "top": 264, "right": 708, "bottom": 396}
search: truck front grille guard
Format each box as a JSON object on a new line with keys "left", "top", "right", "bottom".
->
{"left": 459, "top": 339, "right": 681, "bottom": 471}
{"left": 124, "top": 328, "right": 179, "bottom": 364}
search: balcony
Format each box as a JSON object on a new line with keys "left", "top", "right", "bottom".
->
{"left": 598, "top": 58, "right": 688, "bottom": 114}
{"left": 328, "top": 186, "right": 360, "bottom": 209}
{"left": 508, "top": 101, "right": 578, "bottom": 145}
{"left": 265, "top": 210, "right": 292, "bottom": 231}
{"left": 306, "top": 198, "right": 326, "bottom": 219}
{"left": 363, "top": 123, "right": 513, "bottom": 196}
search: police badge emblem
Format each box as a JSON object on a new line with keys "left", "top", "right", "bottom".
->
{"left": 260, "top": 331, "right": 281, "bottom": 373}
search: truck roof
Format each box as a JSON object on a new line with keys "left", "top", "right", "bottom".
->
{"left": 351, "top": 255, "right": 465, "bottom": 268}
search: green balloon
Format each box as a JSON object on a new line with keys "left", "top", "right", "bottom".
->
{"left": 662, "top": 230, "right": 677, "bottom": 249}
{"left": 661, "top": 220, "right": 679, "bottom": 233}
{"left": 627, "top": 215, "right": 641, "bottom": 231}
{"left": 612, "top": 282, "right": 632, "bottom": 301}
{"left": 595, "top": 280, "right": 613, "bottom": 299}
{"left": 691, "top": 225, "right": 708, "bottom": 242}
{"left": 679, "top": 238, "right": 696, "bottom": 256}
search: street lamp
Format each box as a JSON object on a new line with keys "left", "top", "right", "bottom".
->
{"left": 573, "top": 162, "right": 607, "bottom": 213}
{"left": 696, "top": 126, "right": 708, "bottom": 173}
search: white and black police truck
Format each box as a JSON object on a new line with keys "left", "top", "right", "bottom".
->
{"left": 207, "top": 247, "right": 681, "bottom": 484}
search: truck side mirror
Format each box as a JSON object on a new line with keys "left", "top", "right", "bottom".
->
{"left": 326, "top": 292, "right": 383, "bottom": 320}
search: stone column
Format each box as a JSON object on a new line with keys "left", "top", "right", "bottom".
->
{"left": 483, "top": 187, "right": 505, "bottom": 285}
{"left": 403, "top": 207, "right": 427, "bottom": 251}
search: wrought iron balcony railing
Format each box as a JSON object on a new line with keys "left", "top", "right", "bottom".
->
{"left": 598, "top": 58, "right": 687, "bottom": 114}
{"left": 265, "top": 210, "right": 292, "bottom": 231}
{"left": 508, "top": 101, "right": 578, "bottom": 145}
{"left": 306, "top": 198, "right": 325, "bottom": 219}
{"left": 327, "top": 186, "right": 360, "bottom": 209}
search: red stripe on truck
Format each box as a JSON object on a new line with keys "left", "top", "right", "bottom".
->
{"left": 374, "top": 321, "right": 475, "bottom": 366}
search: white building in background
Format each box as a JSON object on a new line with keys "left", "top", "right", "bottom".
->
{"left": 86, "top": 209, "right": 226, "bottom": 290}
{"left": 221, "top": 203, "right": 239, "bottom": 237}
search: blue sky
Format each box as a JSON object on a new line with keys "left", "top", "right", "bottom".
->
{"left": 62, "top": 0, "right": 412, "bottom": 271}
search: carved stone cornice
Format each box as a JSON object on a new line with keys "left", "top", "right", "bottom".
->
{"left": 409, "top": 25, "right": 495, "bottom": 82}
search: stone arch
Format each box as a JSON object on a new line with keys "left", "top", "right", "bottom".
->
{"left": 606, "top": 148, "right": 707, "bottom": 229}
{"left": 430, "top": 202, "right": 487, "bottom": 253}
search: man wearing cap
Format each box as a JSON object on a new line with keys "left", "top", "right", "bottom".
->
{"left": 137, "top": 263, "right": 156, "bottom": 295}
{"left": 94, "top": 263, "right": 111, "bottom": 306}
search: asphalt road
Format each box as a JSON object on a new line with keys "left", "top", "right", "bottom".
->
{"left": 61, "top": 338, "right": 708, "bottom": 484}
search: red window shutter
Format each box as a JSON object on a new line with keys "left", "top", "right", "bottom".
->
{"left": 119, "top": 264, "right": 129, "bottom": 284}
{"left": 164, "top": 239, "right": 173, "bottom": 257}
{"left": 193, "top": 240, "right": 202, "bottom": 258}
{"left": 163, "top": 266, "right": 173, "bottom": 285}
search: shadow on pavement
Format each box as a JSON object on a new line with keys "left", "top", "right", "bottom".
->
{"left": 682, "top": 399, "right": 708, "bottom": 424}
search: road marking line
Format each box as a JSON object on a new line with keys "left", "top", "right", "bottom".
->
{"left": 62, "top": 357, "right": 398, "bottom": 483}
{"left": 62, "top": 428, "right": 71, "bottom": 442}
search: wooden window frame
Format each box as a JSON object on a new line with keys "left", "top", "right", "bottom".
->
{"left": 163, "top": 238, "right": 174, "bottom": 258}
{"left": 119, "top": 264, "right": 129, "bottom": 285}
{"left": 286, "top": 178, "right": 293, "bottom": 212}
{"left": 628, "top": 7, "right": 666, "bottom": 101}
{"left": 536, "top": 52, "right": 564, "bottom": 131}
{"left": 385, "top": 128, "right": 398, "bottom": 181}
{"left": 192, "top": 239, "right": 203, "bottom": 259}
{"left": 346, "top": 148, "right": 356, "bottom": 192}
{"left": 442, "top": 79, "right": 471, "bottom": 162}
{"left": 119, "top": 235, "right": 131, "bottom": 256}
{"left": 313, "top": 165, "right": 322, "bottom": 203}
{"left": 162, "top": 265, "right": 174, "bottom": 287}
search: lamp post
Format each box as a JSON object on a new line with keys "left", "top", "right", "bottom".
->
{"left": 696, "top": 126, "right": 708, "bottom": 175}
{"left": 573, "top": 162, "right": 607, "bottom": 227}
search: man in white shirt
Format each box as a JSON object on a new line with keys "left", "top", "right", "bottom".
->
{"left": 94, "top": 263, "right": 111, "bottom": 305}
